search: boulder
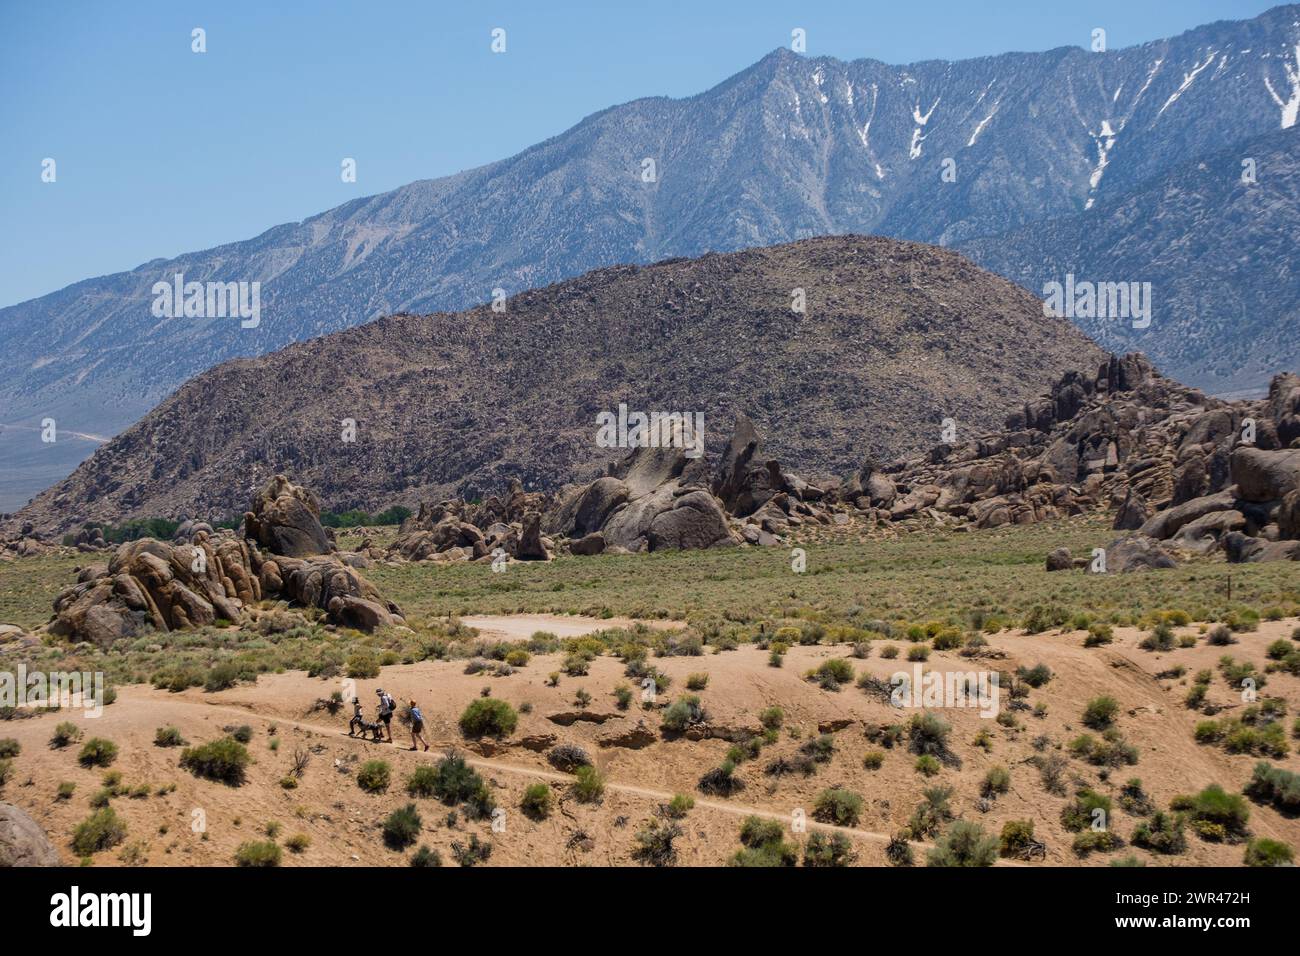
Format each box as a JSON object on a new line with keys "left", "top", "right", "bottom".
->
{"left": 1045, "top": 547, "right": 1072, "bottom": 572}
{"left": 569, "top": 532, "right": 606, "bottom": 556}
{"left": 1230, "top": 447, "right": 1300, "bottom": 503}
{"left": 244, "top": 475, "right": 332, "bottom": 557}
{"left": 0, "top": 803, "right": 60, "bottom": 866}
{"left": 1138, "top": 489, "right": 1237, "bottom": 541}
{"left": 1112, "top": 488, "right": 1151, "bottom": 531}
{"left": 646, "top": 491, "right": 735, "bottom": 551}
{"left": 1104, "top": 535, "right": 1177, "bottom": 573}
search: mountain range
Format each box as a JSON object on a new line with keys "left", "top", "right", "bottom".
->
{"left": 2, "top": 5, "right": 1299, "bottom": 512}
{"left": 8, "top": 236, "right": 1106, "bottom": 533}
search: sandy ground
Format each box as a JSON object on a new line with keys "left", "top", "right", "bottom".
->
{"left": 460, "top": 614, "right": 680, "bottom": 640}
{"left": 2, "top": 616, "right": 1298, "bottom": 867}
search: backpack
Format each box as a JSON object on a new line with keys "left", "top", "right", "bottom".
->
{"left": 380, "top": 694, "right": 394, "bottom": 714}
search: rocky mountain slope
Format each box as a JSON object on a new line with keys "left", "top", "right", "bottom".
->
{"left": 3, "top": 7, "right": 1299, "bottom": 509}
{"left": 8, "top": 236, "right": 1105, "bottom": 534}
{"left": 960, "top": 125, "right": 1300, "bottom": 396}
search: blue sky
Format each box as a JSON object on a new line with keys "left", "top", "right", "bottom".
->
{"left": 0, "top": 0, "right": 1278, "bottom": 308}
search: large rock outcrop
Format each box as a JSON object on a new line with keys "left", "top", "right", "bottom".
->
{"left": 49, "top": 477, "right": 403, "bottom": 645}
{"left": 0, "top": 804, "right": 60, "bottom": 867}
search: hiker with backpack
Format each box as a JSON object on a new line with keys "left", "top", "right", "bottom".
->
{"left": 375, "top": 688, "right": 396, "bottom": 743}
{"left": 408, "top": 699, "right": 430, "bottom": 752}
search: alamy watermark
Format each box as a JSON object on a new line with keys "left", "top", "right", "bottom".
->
{"left": 151, "top": 272, "right": 261, "bottom": 328}
{"left": 1042, "top": 274, "right": 1151, "bottom": 329}
{"left": 890, "top": 664, "right": 1000, "bottom": 718}
{"left": 595, "top": 403, "right": 703, "bottom": 458}
{"left": 1, "top": 665, "right": 105, "bottom": 717}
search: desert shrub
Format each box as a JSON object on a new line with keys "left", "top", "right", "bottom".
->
{"left": 865, "top": 722, "right": 905, "bottom": 749}
{"left": 981, "top": 765, "right": 1011, "bottom": 797}
{"left": 234, "top": 840, "right": 281, "bottom": 867}
{"left": 613, "top": 685, "right": 633, "bottom": 709}
{"left": 729, "top": 815, "right": 797, "bottom": 867}
{"left": 1061, "top": 789, "right": 1112, "bottom": 832}
{"left": 71, "top": 808, "right": 127, "bottom": 856}
{"left": 562, "top": 652, "right": 590, "bottom": 676}
{"left": 547, "top": 743, "right": 592, "bottom": 772}
{"left": 1171, "top": 784, "right": 1250, "bottom": 841}
{"left": 907, "top": 786, "right": 954, "bottom": 839}
{"left": 179, "top": 737, "right": 250, "bottom": 784}
{"left": 661, "top": 694, "right": 708, "bottom": 732}
{"left": 410, "top": 845, "right": 442, "bottom": 867}
{"left": 908, "top": 712, "right": 952, "bottom": 759}
{"left": 1084, "top": 623, "right": 1114, "bottom": 647}
{"left": 49, "top": 722, "right": 83, "bottom": 748}
{"left": 801, "top": 734, "right": 835, "bottom": 764}
{"left": 759, "top": 705, "right": 784, "bottom": 730}
{"left": 1082, "top": 696, "right": 1119, "bottom": 730}
{"left": 573, "top": 765, "right": 605, "bottom": 803}
{"left": 56, "top": 781, "right": 76, "bottom": 800}
{"left": 153, "top": 726, "right": 186, "bottom": 747}
{"left": 0, "top": 739, "right": 19, "bottom": 758}
{"left": 1266, "top": 639, "right": 1293, "bottom": 660}
{"left": 698, "top": 760, "right": 743, "bottom": 796}
{"left": 458, "top": 698, "right": 518, "bottom": 738}
{"left": 666, "top": 793, "right": 694, "bottom": 818}
{"left": 999, "top": 819, "right": 1035, "bottom": 857}
{"left": 405, "top": 764, "right": 440, "bottom": 798}
{"left": 1119, "top": 778, "right": 1154, "bottom": 816}
{"left": 685, "top": 672, "right": 709, "bottom": 691}
{"left": 344, "top": 652, "right": 380, "bottom": 679}
{"left": 521, "top": 783, "right": 552, "bottom": 820}
{"left": 77, "top": 738, "right": 118, "bottom": 768}
{"left": 879, "top": 644, "right": 899, "bottom": 659}
{"left": 906, "top": 645, "right": 930, "bottom": 663}
{"left": 1139, "top": 621, "right": 1176, "bottom": 652}
{"left": 450, "top": 834, "right": 492, "bottom": 867}
{"left": 204, "top": 661, "right": 250, "bottom": 692}
{"left": 285, "top": 833, "right": 311, "bottom": 854}
{"left": 383, "top": 803, "right": 422, "bottom": 849}
{"left": 1243, "top": 762, "right": 1300, "bottom": 813}
{"left": 224, "top": 724, "right": 253, "bottom": 744}
{"left": 927, "top": 820, "right": 997, "bottom": 867}
{"left": 803, "top": 830, "right": 856, "bottom": 867}
{"left": 1015, "top": 663, "right": 1052, "bottom": 688}
{"left": 504, "top": 648, "right": 530, "bottom": 667}
{"left": 427, "top": 754, "right": 488, "bottom": 805}
{"left": 1243, "top": 837, "right": 1293, "bottom": 867}
{"left": 915, "top": 754, "right": 941, "bottom": 776}
{"left": 1072, "top": 830, "right": 1122, "bottom": 856}
{"left": 932, "top": 628, "right": 964, "bottom": 652}
{"left": 885, "top": 832, "right": 914, "bottom": 866}
{"left": 813, "top": 788, "right": 863, "bottom": 826}
{"left": 1185, "top": 683, "right": 1208, "bottom": 709}
{"left": 632, "top": 820, "right": 683, "bottom": 866}
{"left": 1206, "top": 624, "right": 1236, "bottom": 646}
{"left": 356, "top": 759, "right": 391, "bottom": 793}
{"left": 1131, "top": 811, "right": 1187, "bottom": 855}
{"left": 863, "top": 750, "right": 884, "bottom": 770}
{"left": 810, "top": 658, "right": 855, "bottom": 690}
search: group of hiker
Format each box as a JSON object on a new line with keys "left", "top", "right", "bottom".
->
{"left": 350, "top": 688, "right": 429, "bottom": 751}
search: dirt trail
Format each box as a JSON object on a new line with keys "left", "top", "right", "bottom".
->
{"left": 461, "top": 614, "right": 681, "bottom": 640}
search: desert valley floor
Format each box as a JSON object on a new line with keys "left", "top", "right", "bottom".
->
{"left": 1, "top": 515, "right": 1298, "bottom": 867}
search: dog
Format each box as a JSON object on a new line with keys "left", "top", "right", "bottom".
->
{"left": 348, "top": 699, "right": 385, "bottom": 742}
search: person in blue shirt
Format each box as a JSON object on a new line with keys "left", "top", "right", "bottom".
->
{"left": 408, "top": 699, "right": 430, "bottom": 752}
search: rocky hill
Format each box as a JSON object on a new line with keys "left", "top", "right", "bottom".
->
{"left": 3, "top": 6, "right": 1299, "bottom": 508}
{"left": 8, "top": 236, "right": 1105, "bottom": 535}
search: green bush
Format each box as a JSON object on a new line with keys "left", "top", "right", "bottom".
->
{"left": 410, "top": 845, "right": 442, "bottom": 867}
{"left": 1061, "top": 789, "right": 1112, "bottom": 832}
{"left": 153, "top": 726, "right": 187, "bottom": 747}
{"left": 1082, "top": 696, "right": 1119, "bottom": 730}
{"left": 759, "top": 706, "right": 784, "bottom": 730}
{"left": 666, "top": 793, "right": 694, "bottom": 818}
{"left": 234, "top": 840, "right": 282, "bottom": 867}
{"left": 285, "top": 833, "right": 311, "bottom": 854}
{"left": 458, "top": 698, "right": 518, "bottom": 738}
{"left": 813, "top": 788, "right": 863, "bottom": 826}
{"left": 382, "top": 803, "right": 423, "bottom": 849}
{"left": 632, "top": 820, "right": 683, "bottom": 866}
{"left": 661, "top": 694, "right": 707, "bottom": 732}
{"left": 685, "top": 672, "right": 709, "bottom": 690}
{"left": 0, "top": 739, "right": 19, "bottom": 758}
{"left": 179, "top": 737, "right": 250, "bottom": 784}
{"left": 999, "top": 819, "right": 1035, "bottom": 857}
{"left": 1170, "top": 784, "right": 1250, "bottom": 841}
{"left": 77, "top": 738, "right": 118, "bottom": 768}
{"left": 863, "top": 750, "right": 884, "bottom": 770}
{"left": 1072, "top": 830, "right": 1122, "bottom": 856}
{"left": 927, "top": 820, "right": 997, "bottom": 867}
{"left": 982, "top": 765, "right": 1011, "bottom": 796}
{"left": 50, "top": 722, "right": 83, "bottom": 748}
{"left": 908, "top": 712, "right": 952, "bottom": 758}
{"left": 521, "top": 783, "right": 552, "bottom": 820}
{"left": 356, "top": 760, "right": 391, "bottom": 793}
{"left": 803, "top": 831, "right": 856, "bottom": 867}
{"left": 1243, "top": 837, "right": 1293, "bottom": 867}
{"left": 345, "top": 652, "right": 380, "bottom": 679}
{"left": 71, "top": 808, "right": 127, "bottom": 856}
{"left": 572, "top": 765, "right": 604, "bottom": 803}
{"left": 1243, "top": 762, "right": 1300, "bottom": 813}
{"left": 1131, "top": 811, "right": 1187, "bottom": 855}
{"left": 729, "top": 815, "right": 797, "bottom": 867}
